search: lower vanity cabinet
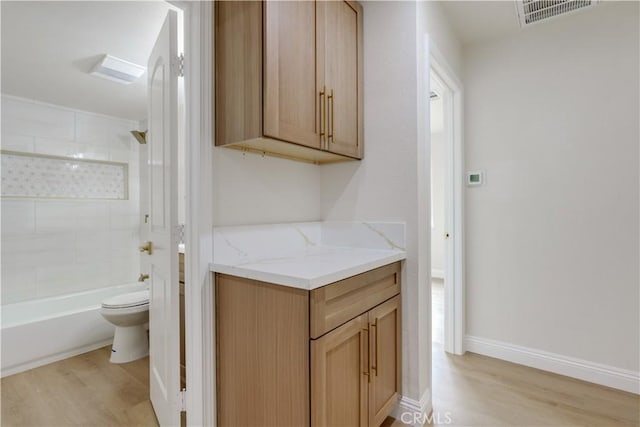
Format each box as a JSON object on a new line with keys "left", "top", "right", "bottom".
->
{"left": 311, "top": 296, "right": 401, "bottom": 427}
{"left": 216, "top": 262, "right": 401, "bottom": 427}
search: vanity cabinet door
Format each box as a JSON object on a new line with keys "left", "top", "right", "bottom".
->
{"left": 368, "top": 296, "right": 401, "bottom": 427}
{"left": 311, "top": 313, "right": 369, "bottom": 427}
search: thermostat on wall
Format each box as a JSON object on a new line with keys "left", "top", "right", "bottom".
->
{"left": 467, "top": 171, "right": 484, "bottom": 186}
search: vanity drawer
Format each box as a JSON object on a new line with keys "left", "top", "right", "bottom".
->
{"left": 310, "top": 262, "right": 401, "bottom": 339}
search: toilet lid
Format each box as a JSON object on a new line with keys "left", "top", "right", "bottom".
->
{"left": 102, "top": 290, "right": 149, "bottom": 309}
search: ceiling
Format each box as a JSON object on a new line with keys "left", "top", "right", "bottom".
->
{"left": 1, "top": 1, "right": 174, "bottom": 120}
{"left": 441, "top": 1, "right": 615, "bottom": 47}
{"left": 441, "top": 1, "right": 522, "bottom": 46}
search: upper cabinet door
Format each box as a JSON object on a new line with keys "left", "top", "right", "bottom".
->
{"left": 322, "top": 0, "right": 363, "bottom": 159}
{"left": 264, "top": 1, "right": 321, "bottom": 149}
{"left": 215, "top": 1, "right": 263, "bottom": 146}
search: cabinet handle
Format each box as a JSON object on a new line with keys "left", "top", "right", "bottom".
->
{"left": 319, "top": 86, "right": 326, "bottom": 139}
{"left": 328, "top": 89, "right": 334, "bottom": 142}
{"left": 361, "top": 327, "right": 370, "bottom": 383}
{"left": 371, "top": 319, "right": 378, "bottom": 376}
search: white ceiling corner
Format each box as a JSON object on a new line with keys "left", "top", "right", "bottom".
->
{"left": 1, "top": 1, "right": 174, "bottom": 120}
{"left": 440, "top": 1, "right": 522, "bottom": 46}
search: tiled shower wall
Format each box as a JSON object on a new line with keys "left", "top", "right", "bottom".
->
{"left": 1, "top": 95, "right": 141, "bottom": 304}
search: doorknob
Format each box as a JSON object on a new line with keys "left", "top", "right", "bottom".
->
{"left": 138, "top": 274, "right": 150, "bottom": 282}
{"left": 444, "top": 232, "right": 450, "bottom": 239}
{"left": 139, "top": 241, "right": 153, "bottom": 254}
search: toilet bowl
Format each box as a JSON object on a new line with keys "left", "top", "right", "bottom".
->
{"left": 101, "top": 290, "right": 149, "bottom": 363}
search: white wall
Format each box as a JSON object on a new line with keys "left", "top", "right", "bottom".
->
{"left": 416, "top": 1, "right": 463, "bottom": 79}
{"left": 463, "top": 2, "right": 639, "bottom": 373}
{"left": 212, "top": 149, "right": 321, "bottom": 226}
{"left": 1, "top": 96, "right": 141, "bottom": 304}
{"left": 320, "top": 0, "right": 462, "bottom": 408}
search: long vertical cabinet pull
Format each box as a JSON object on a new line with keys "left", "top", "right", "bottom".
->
{"left": 327, "top": 89, "right": 334, "bottom": 142}
{"left": 361, "top": 327, "right": 370, "bottom": 382}
{"left": 371, "top": 319, "right": 378, "bottom": 376}
{"left": 319, "top": 86, "right": 326, "bottom": 139}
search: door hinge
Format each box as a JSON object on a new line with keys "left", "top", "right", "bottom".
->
{"left": 178, "top": 388, "right": 187, "bottom": 412}
{"left": 177, "top": 53, "right": 185, "bottom": 77}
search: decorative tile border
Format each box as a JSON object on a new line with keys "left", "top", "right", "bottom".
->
{"left": 1, "top": 150, "right": 128, "bottom": 200}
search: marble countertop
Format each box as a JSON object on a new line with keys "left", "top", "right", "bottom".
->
{"left": 209, "top": 221, "right": 407, "bottom": 290}
{"left": 210, "top": 246, "right": 405, "bottom": 290}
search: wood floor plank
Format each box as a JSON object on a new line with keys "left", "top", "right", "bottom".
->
{"left": 385, "top": 282, "right": 639, "bottom": 426}
{"left": 428, "top": 281, "right": 639, "bottom": 427}
{"left": 1, "top": 347, "right": 158, "bottom": 427}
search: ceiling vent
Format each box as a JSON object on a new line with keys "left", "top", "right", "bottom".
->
{"left": 90, "top": 54, "right": 146, "bottom": 85}
{"left": 516, "top": 0, "right": 599, "bottom": 27}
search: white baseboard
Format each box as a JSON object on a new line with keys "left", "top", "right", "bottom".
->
{"left": 431, "top": 269, "right": 444, "bottom": 279}
{"left": 465, "top": 335, "right": 640, "bottom": 394}
{"left": 1, "top": 339, "right": 113, "bottom": 378}
{"left": 391, "top": 388, "right": 432, "bottom": 427}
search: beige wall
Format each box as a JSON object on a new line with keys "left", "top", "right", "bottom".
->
{"left": 463, "top": 2, "right": 639, "bottom": 372}
{"left": 212, "top": 149, "right": 321, "bottom": 226}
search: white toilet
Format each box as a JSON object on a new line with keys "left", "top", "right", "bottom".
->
{"left": 101, "top": 289, "right": 150, "bottom": 363}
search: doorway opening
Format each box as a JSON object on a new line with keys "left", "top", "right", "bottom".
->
{"left": 429, "top": 52, "right": 464, "bottom": 356}
{"left": 430, "top": 84, "right": 446, "bottom": 350}
{"left": 0, "top": 1, "right": 192, "bottom": 425}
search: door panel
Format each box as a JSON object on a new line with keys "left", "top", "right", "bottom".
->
{"left": 368, "top": 296, "right": 401, "bottom": 427}
{"left": 264, "top": 1, "right": 321, "bottom": 148}
{"left": 323, "top": 0, "right": 361, "bottom": 158}
{"left": 147, "top": 10, "right": 180, "bottom": 427}
{"left": 312, "top": 313, "right": 368, "bottom": 427}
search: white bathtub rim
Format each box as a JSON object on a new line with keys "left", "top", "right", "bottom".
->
{"left": 1, "top": 338, "right": 113, "bottom": 378}
{"left": 1, "top": 283, "right": 147, "bottom": 328}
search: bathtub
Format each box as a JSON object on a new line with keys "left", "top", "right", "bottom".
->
{"left": 1, "top": 283, "right": 147, "bottom": 377}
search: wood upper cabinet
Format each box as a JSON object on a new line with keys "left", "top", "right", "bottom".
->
{"left": 215, "top": 0, "right": 363, "bottom": 164}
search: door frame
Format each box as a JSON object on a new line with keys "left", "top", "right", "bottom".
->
{"left": 167, "top": 1, "right": 215, "bottom": 425}
{"left": 429, "top": 44, "right": 465, "bottom": 356}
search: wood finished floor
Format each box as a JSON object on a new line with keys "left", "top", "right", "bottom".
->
{"left": 385, "top": 280, "right": 640, "bottom": 426}
{"left": 1, "top": 347, "right": 158, "bottom": 427}
{"left": 2, "top": 284, "right": 638, "bottom": 426}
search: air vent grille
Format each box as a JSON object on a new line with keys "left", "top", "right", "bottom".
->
{"left": 516, "top": 0, "right": 598, "bottom": 27}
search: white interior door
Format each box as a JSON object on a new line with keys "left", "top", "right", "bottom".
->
{"left": 147, "top": 10, "right": 181, "bottom": 427}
